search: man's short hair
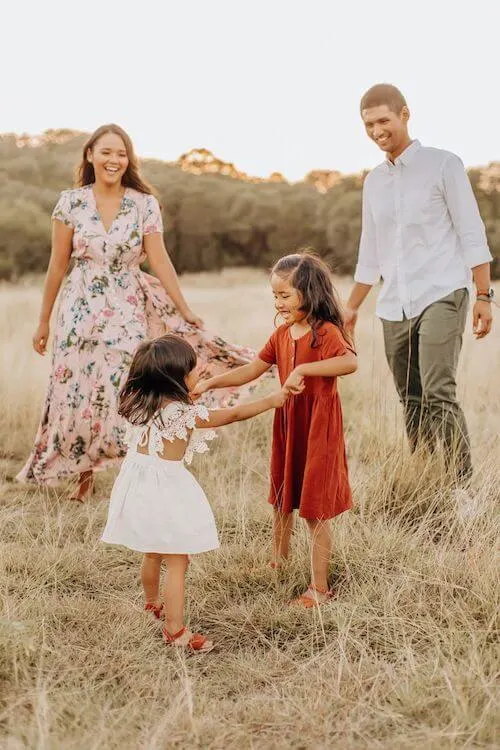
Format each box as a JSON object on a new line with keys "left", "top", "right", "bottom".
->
{"left": 360, "top": 84, "right": 407, "bottom": 115}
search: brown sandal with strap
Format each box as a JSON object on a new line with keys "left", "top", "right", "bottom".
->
{"left": 144, "top": 602, "right": 164, "bottom": 619}
{"left": 162, "top": 626, "right": 215, "bottom": 653}
{"left": 290, "top": 583, "right": 335, "bottom": 609}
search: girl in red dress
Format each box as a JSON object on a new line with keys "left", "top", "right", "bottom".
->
{"left": 193, "top": 251, "right": 357, "bottom": 607}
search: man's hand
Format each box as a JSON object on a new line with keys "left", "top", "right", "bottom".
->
{"left": 473, "top": 300, "right": 493, "bottom": 339}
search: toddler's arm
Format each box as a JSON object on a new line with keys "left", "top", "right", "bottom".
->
{"left": 195, "top": 389, "right": 288, "bottom": 429}
{"left": 192, "top": 357, "right": 271, "bottom": 398}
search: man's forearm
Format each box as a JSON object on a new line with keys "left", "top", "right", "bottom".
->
{"left": 472, "top": 262, "right": 491, "bottom": 294}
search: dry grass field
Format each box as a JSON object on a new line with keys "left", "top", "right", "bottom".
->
{"left": 1, "top": 270, "right": 499, "bottom": 749}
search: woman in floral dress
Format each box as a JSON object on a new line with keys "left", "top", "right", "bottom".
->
{"left": 17, "top": 124, "right": 255, "bottom": 501}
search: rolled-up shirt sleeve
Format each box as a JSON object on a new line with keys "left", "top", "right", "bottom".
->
{"left": 354, "top": 180, "right": 381, "bottom": 284}
{"left": 442, "top": 154, "right": 492, "bottom": 269}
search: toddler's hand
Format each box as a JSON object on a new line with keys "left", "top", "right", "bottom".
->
{"left": 283, "top": 369, "right": 304, "bottom": 395}
{"left": 270, "top": 389, "right": 289, "bottom": 409}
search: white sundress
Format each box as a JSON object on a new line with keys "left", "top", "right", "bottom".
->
{"left": 101, "top": 402, "right": 219, "bottom": 554}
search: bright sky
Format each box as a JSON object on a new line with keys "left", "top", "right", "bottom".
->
{"left": 2, "top": 0, "right": 499, "bottom": 180}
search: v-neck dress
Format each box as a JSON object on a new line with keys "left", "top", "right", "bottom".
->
{"left": 258, "top": 322, "right": 354, "bottom": 520}
{"left": 17, "top": 185, "right": 256, "bottom": 485}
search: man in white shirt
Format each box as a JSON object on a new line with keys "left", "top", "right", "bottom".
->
{"left": 345, "top": 83, "right": 494, "bottom": 484}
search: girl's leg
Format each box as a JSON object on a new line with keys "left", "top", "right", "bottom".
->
{"left": 272, "top": 508, "right": 294, "bottom": 566}
{"left": 141, "top": 553, "right": 163, "bottom": 605}
{"left": 163, "top": 554, "right": 189, "bottom": 635}
{"left": 305, "top": 519, "right": 331, "bottom": 594}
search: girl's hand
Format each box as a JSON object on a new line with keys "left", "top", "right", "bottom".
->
{"left": 283, "top": 369, "right": 305, "bottom": 395}
{"left": 191, "top": 379, "right": 211, "bottom": 400}
{"left": 344, "top": 306, "right": 358, "bottom": 335}
{"left": 182, "top": 308, "right": 204, "bottom": 329}
{"left": 33, "top": 321, "right": 50, "bottom": 355}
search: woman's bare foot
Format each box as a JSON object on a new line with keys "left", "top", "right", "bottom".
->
{"left": 69, "top": 470, "right": 94, "bottom": 502}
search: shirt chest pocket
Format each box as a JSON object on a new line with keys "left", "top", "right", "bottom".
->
{"left": 403, "top": 184, "right": 445, "bottom": 225}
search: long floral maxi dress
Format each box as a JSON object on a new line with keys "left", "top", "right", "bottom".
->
{"left": 17, "top": 185, "right": 256, "bottom": 485}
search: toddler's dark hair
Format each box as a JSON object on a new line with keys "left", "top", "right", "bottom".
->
{"left": 119, "top": 334, "right": 197, "bottom": 425}
{"left": 272, "top": 249, "right": 351, "bottom": 347}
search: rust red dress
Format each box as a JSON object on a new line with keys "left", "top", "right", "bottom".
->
{"left": 258, "top": 322, "right": 354, "bottom": 520}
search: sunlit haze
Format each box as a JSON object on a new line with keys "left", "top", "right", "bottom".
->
{"left": 2, "top": 0, "right": 499, "bottom": 179}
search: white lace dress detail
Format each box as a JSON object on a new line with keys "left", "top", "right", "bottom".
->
{"left": 126, "top": 402, "right": 216, "bottom": 465}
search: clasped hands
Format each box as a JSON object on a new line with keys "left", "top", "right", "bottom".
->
{"left": 191, "top": 368, "right": 305, "bottom": 404}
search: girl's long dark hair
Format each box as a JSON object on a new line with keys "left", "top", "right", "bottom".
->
{"left": 119, "top": 335, "right": 197, "bottom": 425}
{"left": 272, "top": 249, "right": 351, "bottom": 348}
{"left": 76, "top": 123, "right": 157, "bottom": 196}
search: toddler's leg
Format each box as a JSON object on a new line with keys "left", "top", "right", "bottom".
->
{"left": 141, "top": 553, "right": 163, "bottom": 605}
{"left": 272, "top": 508, "right": 294, "bottom": 566}
{"left": 163, "top": 554, "right": 189, "bottom": 635}
{"left": 306, "top": 519, "right": 331, "bottom": 593}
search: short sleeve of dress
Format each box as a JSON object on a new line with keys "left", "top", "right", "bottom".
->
{"left": 258, "top": 330, "right": 277, "bottom": 365}
{"left": 319, "top": 324, "right": 356, "bottom": 359}
{"left": 51, "top": 190, "right": 74, "bottom": 227}
{"left": 143, "top": 194, "right": 164, "bottom": 235}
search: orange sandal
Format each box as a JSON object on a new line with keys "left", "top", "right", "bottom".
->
{"left": 290, "top": 584, "right": 335, "bottom": 609}
{"left": 162, "top": 626, "right": 214, "bottom": 653}
{"left": 144, "top": 602, "right": 164, "bottom": 619}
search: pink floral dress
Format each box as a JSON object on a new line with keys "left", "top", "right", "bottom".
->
{"left": 17, "top": 185, "right": 256, "bottom": 485}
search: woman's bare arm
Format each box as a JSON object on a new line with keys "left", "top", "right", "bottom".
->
{"left": 144, "top": 233, "right": 202, "bottom": 327}
{"left": 33, "top": 220, "right": 73, "bottom": 355}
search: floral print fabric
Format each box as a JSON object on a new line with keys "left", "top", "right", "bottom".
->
{"left": 17, "top": 186, "right": 256, "bottom": 485}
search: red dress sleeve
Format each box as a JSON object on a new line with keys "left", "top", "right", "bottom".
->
{"left": 258, "top": 330, "right": 278, "bottom": 364}
{"left": 319, "top": 324, "right": 356, "bottom": 358}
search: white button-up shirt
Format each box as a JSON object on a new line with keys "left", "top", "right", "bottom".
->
{"left": 354, "top": 140, "right": 492, "bottom": 321}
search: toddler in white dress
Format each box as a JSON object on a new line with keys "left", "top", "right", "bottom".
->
{"left": 102, "top": 334, "right": 286, "bottom": 653}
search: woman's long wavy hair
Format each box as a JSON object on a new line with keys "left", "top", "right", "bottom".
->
{"left": 76, "top": 123, "right": 156, "bottom": 195}
{"left": 272, "top": 249, "right": 351, "bottom": 348}
{"left": 119, "top": 335, "right": 197, "bottom": 426}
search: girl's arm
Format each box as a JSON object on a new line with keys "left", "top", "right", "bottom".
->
{"left": 284, "top": 353, "right": 358, "bottom": 393}
{"left": 33, "top": 220, "right": 74, "bottom": 355}
{"left": 192, "top": 357, "right": 272, "bottom": 397}
{"left": 195, "top": 389, "right": 288, "bottom": 429}
{"left": 143, "top": 233, "right": 202, "bottom": 327}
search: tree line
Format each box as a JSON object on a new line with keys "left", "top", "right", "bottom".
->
{"left": 1, "top": 130, "right": 499, "bottom": 280}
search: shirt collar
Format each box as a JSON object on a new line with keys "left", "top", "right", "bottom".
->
{"left": 385, "top": 139, "right": 421, "bottom": 168}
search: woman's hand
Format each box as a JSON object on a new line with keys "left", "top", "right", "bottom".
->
{"left": 283, "top": 369, "right": 305, "bottom": 395}
{"left": 182, "top": 308, "right": 204, "bottom": 328}
{"left": 33, "top": 321, "right": 50, "bottom": 355}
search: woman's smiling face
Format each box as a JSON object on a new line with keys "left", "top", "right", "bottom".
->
{"left": 87, "top": 132, "right": 129, "bottom": 186}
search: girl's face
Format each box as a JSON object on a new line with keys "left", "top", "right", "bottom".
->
{"left": 87, "top": 132, "right": 129, "bottom": 187}
{"left": 185, "top": 363, "right": 201, "bottom": 393}
{"left": 271, "top": 273, "right": 306, "bottom": 324}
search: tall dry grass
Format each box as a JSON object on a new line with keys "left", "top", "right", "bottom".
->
{"left": 0, "top": 270, "right": 499, "bottom": 749}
